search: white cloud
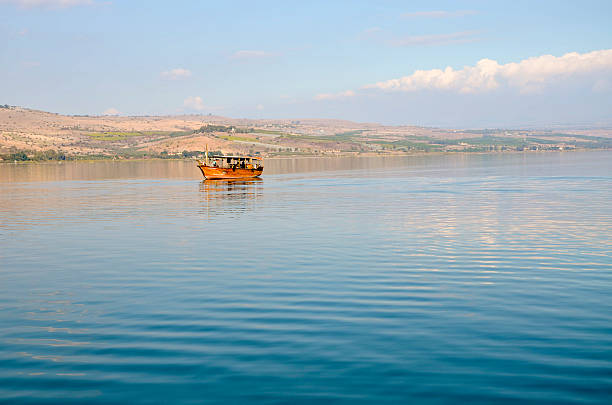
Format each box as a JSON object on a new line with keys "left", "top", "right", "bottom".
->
{"left": 161, "top": 68, "right": 192, "bottom": 80}
{"left": 403, "top": 10, "right": 477, "bottom": 18}
{"left": 103, "top": 107, "right": 120, "bottom": 115}
{"left": 392, "top": 31, "right": 479, "bottom": 47}
{"left": 183, "top": 96, "right": 206, "bottom": 111}
{"left": 0, "top": 0, "right": 96, "bottom": 8}
{"left": 366, "top": 49, "right": 612, "bottom": 94}
{"left": 315, "top": 90, "right": 356, "bottom": 100}
{"left": 231, "top": 50, "right": 275, "bottom": 60}
{"left": 256, "top": 104, "right": 264, "bottom": 111}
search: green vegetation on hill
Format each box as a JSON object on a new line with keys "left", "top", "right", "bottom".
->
{"left": 253, "top": 129, "right": 291, "bottom": 136}
{"left": 197, "top": 125, "right": 252, "bottom": 134}
{"left": 0, "top": 148, "right": 227, "bottom": 162}
{"left": 1, "top": 149, "right": 66, "bottom": 161}
{"left": 366, "top": 139, "right": 442, "bottom": 152}
{"left": 87, "top": 131, "right": 193, "bottom": 141}
{"left": 334, "top": 130, "right": 364, "bottom": 140}
{"left": 219, "top": 135, "right": 259, "bottom": 142}
{"left": 88, "top": 132, "right": 146, "bottom": 141}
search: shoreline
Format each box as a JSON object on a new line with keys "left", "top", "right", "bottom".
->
{"left": 1, "top": 148, "right": 610, "bottom": 165}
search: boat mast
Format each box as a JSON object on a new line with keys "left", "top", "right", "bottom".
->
{"left": 205, "top": 144, "right": 209, "bottom": 166}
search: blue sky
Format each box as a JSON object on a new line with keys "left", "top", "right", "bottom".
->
{"left": 1, "top": 0, "right": 611, "bottom": 127}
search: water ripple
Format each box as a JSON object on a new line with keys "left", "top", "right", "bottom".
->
{"left": 1, "top": 152, "right": 611, "bottom": 403}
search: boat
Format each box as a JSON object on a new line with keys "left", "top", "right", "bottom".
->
{"left": 196, "top": 149, "right": 263, "bottom": 180}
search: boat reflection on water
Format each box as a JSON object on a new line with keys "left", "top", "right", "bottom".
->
{"left": 198, "top": 178, "right": 263, "bottom": 218}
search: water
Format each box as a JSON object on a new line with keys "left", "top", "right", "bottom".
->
{"left": 1, "top": 152, "right": 611, "bottom": 404}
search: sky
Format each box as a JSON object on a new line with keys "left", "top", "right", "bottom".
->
{"left": 1, "top": 0, "right": 611, "bottom": 128}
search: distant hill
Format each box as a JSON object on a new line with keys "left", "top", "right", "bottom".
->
{"left": 1, "top": 106, "right": 610, "bottom": 161}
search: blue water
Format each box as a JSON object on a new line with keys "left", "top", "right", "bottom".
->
{"left": 1, "top": 152, "right": 611, "bottom": 404}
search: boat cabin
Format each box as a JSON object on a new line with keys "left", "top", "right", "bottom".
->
{"left": 202, "top": 155, "right": 263, "bottom": 170}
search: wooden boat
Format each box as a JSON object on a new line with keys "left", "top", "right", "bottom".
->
{"left": 197, "top": 153, "right": 263, "bottom": 180}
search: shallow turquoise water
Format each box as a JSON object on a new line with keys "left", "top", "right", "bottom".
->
{"left": 1, "top": 152, "right": 611, "bottom": 403}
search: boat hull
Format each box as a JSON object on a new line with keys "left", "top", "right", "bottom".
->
{"left": 198, "top": 165, "right": 263, "bottom": 180}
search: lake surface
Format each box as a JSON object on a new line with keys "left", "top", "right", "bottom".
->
{"left": 1, "top": 152, "right": 611, "bottom": 404}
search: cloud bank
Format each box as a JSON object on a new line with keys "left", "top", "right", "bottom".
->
{"left": 311, "top": 49, "right": 612, "bottom": 127}
{"left": 313, "top": 49, "right": 612, "bottom": 101}
{"left": 367, "top": 49, "right": 612, "bottom": 94}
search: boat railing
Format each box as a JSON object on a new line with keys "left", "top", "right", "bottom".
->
{"left": 197, "top": 157, "right": 263, "bottom": 169}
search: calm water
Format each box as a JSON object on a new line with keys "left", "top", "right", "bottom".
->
{"left": 1, "top": 152, "right": 611, "bottom": 404}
